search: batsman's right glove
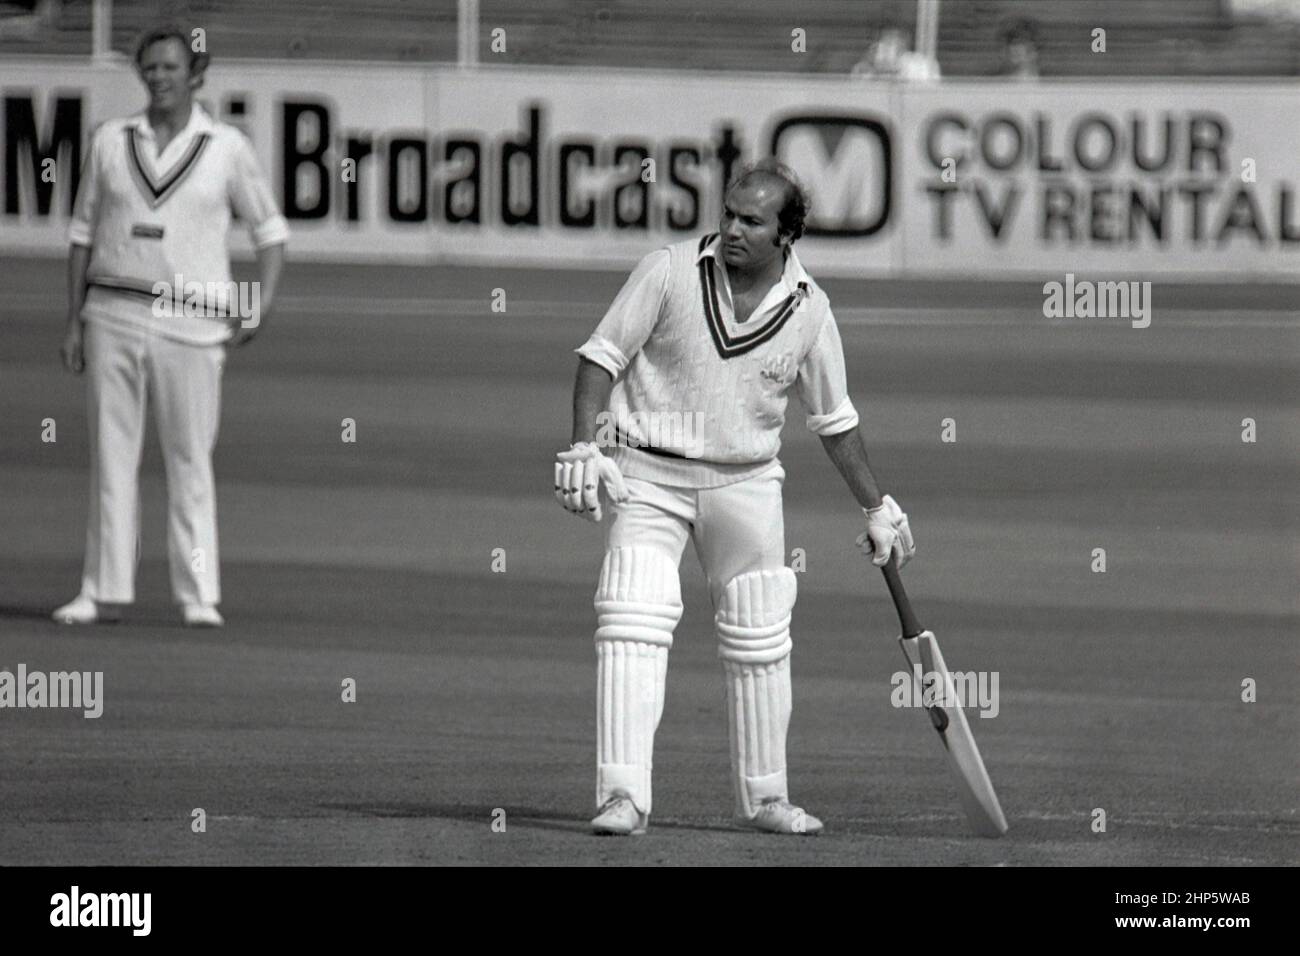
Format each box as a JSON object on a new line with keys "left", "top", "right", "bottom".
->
{"left": 554, "top": 442, "right": 629, "bottom": 523}
{"left": 856, "top": 494, "right": 916, "bottom": 568}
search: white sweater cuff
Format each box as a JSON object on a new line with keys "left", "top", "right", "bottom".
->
{"left": 575, "top": 334, "right": 628, "bottom": 378}
{"left": 252, "top": 215, "right": 291, "bottom": 249}
{"left": 806, "top": 396, "right": 859, "bottom": 436}
{"left": 68, "top": 220, "right": 94, "bottom": 247}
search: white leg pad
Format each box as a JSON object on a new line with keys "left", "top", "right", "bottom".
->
{"left": 594, "top": 547, "right": 682, "bottom": 816}
{"left": 716, "top": 567, "right": 797, "bottom": 819}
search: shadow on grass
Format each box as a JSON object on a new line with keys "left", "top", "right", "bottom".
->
{"left": 322, "top": 802, "right": 742, "bottom": 834}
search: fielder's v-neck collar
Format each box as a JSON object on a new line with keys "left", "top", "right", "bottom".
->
{"left": 124, "top": 106, "right": 213, "bottom": 209}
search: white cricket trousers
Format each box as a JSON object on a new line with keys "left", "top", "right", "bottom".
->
{"left": 79, "top": 320, "right": 225, "bottom": 606}
{"left": 605, "top": 464, "right": 787, "bottom": 609}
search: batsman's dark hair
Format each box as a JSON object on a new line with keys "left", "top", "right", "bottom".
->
{"left": 134, "top": 23, "right": 210, "bottom": 87}
{"left": 728, "top": 158, "right": 812, "bottom": 243}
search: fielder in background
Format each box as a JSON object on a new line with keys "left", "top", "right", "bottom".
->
{"left": 556, "top": 159, "right": 915, "bottom": 836}
{"left": 54, "top": 24, "right": 289, "bottom": 628}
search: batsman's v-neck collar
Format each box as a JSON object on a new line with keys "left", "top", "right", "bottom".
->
{"left": 695, "top": 233, "right": 809, "bottom": 359}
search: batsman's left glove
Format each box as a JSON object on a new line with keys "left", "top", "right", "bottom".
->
{"left": 856, "top": 494, "right": 916, "bottom": 568}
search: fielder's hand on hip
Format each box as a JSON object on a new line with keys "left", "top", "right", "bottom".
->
{"left": 554, "top": 442, "right": 629, "bottom": 522}
{"left": 856, "top": 494, "right": 916, "bottom": 568}
{"left": 227, "top": 309, "right": 267, "bottom": 349}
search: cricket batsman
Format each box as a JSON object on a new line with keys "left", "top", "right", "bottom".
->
{"left": 53, "top": 24, "right": 288, "bottom": 627}
{"left": 555, "top": 159, "right": 915, "bottom": 835}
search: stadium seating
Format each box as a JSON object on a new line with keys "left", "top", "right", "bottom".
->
{"left": 1, "top": 0, "right": 1295, "bottom": 75}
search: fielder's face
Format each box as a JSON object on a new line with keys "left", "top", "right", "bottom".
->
{"left": 719, "top": 178, "right": 790, "bottom": 273}
{"left": 138, "top": 38, "right": 198, "bottom": 112}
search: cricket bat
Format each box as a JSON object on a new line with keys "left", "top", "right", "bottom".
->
{"left": 878, "top": 558, "right": 1008, "bottom": 837}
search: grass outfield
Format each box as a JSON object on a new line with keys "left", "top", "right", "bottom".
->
{"left": 0, "top": 257, "right": 1296, "bottom": 865}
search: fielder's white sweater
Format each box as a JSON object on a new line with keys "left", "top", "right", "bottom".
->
{"left": 69, "top": 104, "right": 289, "bottom": 345}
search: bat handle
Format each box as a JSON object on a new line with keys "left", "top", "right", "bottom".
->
{"left": 879, "top": 557, "right": 925, "bottom": 639}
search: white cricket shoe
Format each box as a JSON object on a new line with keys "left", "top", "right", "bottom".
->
{"left": 591, "top": 796, "right": 648, "bottom": 836}
{"left": 182, "top": 604, "right": 224, "bottom": 628}
{"left": 737, "top": 799, "right": 824, "bottom": 835}
{"left": 51, "top": 594, "right": 121, "bottom": 625}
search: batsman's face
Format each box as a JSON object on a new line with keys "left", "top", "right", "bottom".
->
{"left": 719, "top": 179, "right": 789, "bottom": 272}
{"left": 138, "top": 38, "right": 197, "bottom": 111}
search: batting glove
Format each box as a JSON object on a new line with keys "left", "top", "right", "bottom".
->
{"left": 855, "top": 494, "right": 916, "bottom": 568}
{"left": 554, "top": 442, "right": 629, "bottom": 523}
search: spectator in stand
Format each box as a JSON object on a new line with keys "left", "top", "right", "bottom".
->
{"left": 998, "top": 19, "right": 1040, "bottom": 80}
{"left": 851, "top": 26, "right": 940, "bottom": 81}
{"left": 0, "top": 0, "right": 59, "bottom": 39}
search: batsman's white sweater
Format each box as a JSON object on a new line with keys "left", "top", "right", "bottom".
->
{"left": 577, "top": 233, "right": 859, "bottom": 489}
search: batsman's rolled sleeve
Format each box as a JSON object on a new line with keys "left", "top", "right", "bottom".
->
{"left": 796, "top": 308, "right": 860, "bottom": 436}
{"left": 575, "top": 248, "right": 670, "bottom": 378}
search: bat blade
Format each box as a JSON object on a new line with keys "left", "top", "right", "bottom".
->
{"left": 900, "top": 630, "right": 1009, "bottom": 837}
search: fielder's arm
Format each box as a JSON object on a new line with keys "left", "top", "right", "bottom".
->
{"left": 819, "top": 426, "right": 885, "bottom": 510}
{"left": 230, "top": 242, "right": 285, "bottom": 347}
{"left": 256, "top": 241, "right": 285, "bottom": 313}
{"left": 60, "top": 244, "right": 92, "bottom": 374}
{"left": 63, "top": 123, "right": 101, "bottom": 374}
{"left": 67, "top": 244, "right": 90, "bottom": 326}
{"left": 571, "top": 356, "right": 614, "bottom": 445}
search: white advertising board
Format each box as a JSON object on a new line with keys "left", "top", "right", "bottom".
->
{"left": 1, "top": 58, "right": 1295, "bottom": 278}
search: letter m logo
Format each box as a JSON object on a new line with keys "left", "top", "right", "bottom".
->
{"left": 770, "top": 114, "right": 892, "bottom": 237}
{"left": 4, "top": 93, "right": 82, "bottom": 216}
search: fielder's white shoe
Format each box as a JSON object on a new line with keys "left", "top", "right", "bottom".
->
{"left": 737, "top": 799, "right": 824, "bottom": 835}
{"left": 51, "top": 595, "right": 121, "bottom": 625}
{"left": 182, "top": 604, "right": 224, "bottom": 628}
{"left": 591, "top": 797, "right": 648, "bottom": 836}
